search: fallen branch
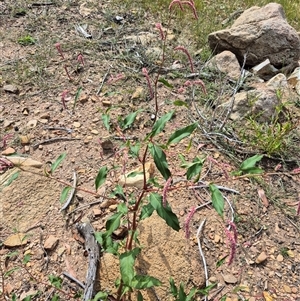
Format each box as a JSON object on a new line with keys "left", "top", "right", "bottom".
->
{"left": 77, "top": 221, "right": 100, "bottom": 301}
{"left": 32, "top": 137, "right": 80, "bottom": 149}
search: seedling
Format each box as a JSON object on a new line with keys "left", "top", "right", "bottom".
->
{"left": 18, "top": 35, "right": 36, "bottom": 46}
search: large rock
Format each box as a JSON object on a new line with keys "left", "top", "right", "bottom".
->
{"left": 208, "top": 3, "right": 300, "bottom": 68}
{"left": 218, "top": 87, "right": 281, "bottom": 123}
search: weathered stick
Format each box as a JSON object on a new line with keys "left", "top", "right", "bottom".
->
{"left": 77, "top": 222, "right": 100, "bottom": 301}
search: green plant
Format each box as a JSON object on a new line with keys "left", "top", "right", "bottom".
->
{"left": 17, "top": 35, "right": 36, "bottom": 46}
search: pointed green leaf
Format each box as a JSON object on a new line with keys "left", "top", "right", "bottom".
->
{"left": 73, "top": 86, "right": 82, "bottom": 112}
{"left": 158, "top": 77, "right": 173, "bottom": 88}
{"left": 3, "top": 171, "right": 19, "bottom": 187}
{"left": 120, "top": 248, "right": 140, "bottom": 285}
{"left": 120, "top": 110, "right": 142, "bottom": 129}
{"left": 137, "top": 291, "right": 143, "bottom": 301}
{"left": 167, "top": 123, "right": 198, "bottom": 145}
{"left": 169, "top": 278, "right": 178, "bottom": 297}
{"left": 240, "top": 154, "right": 263, "bottom": 171}
{"left": 106, "top": 212, "right": 123, "bottom": 235}
{"left": 209, "top": 184, "right": 224, "bottom": 217}
{"left": 149, "top": 143, "right": 171, "bottom": 180}
{"left": 173, "top": 100, "right": 188, "bottom": 107}
{"left": 93, "top": 291, "right": 108, "bottom": 301}
{"left": 148, "top": 111, "right": 174, "bottom": 138}
{"left": 51, "top": 153, "right": 66, "bottom": 173}
{"left": 179, "top": 283, "right": 187, "bottom": 300}
{"left": 131, "top": 275, "right": 161, "bottom": 289}
{"left": 112, "top": 184, "right": 126, "bottom": 201}
{"left": 59, "top": 186, "right": 72, "bottom": 204}
{"left": 129, "top": 142, "right": 141, "bottom": 158}
{"left": 101, "top": 113, "right": 110, "bottom": 131}
{"left": 140, "top": 203, "right": 155, "bottom": 220}
{"left": 149, "top": 193, "right": 180, "bottom": 231}
{"left": 95, "top": 166, "right": 108, "bottom": 191}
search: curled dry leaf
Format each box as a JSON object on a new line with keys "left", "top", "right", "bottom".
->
{"left": 258, "top": 188, "right": 269, "bottom": 207}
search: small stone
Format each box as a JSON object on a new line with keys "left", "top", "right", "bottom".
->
{"left": 91, "top": 129, "right": 99, "bottom": 135}
{"left": 40, "top": 113, "right": 50, "bottom": 119}
{"left": 283, "top": 285, "right": 291, "bottom": 293}
{"left": 131, "top": 87, "right": 145, "bottom": 100}
{"left": 102, "top": 100, "right": 112, "bottom": 106}
{"left": 93, "top": 208, "right": 102, "bottom": 216}
{"left": 277, "top": 254, "right": 284, "bottom": 262}
{"left": 79, "top": 93, "right": 89, "bottom": 103}
{"left": 291, "top": 287, "right": 298, "bottom": 293}
{"left": 39, "top": 119, "right": 48, "bottom": 124}
{"left": 57, "top": 247, "right": 65, "bottom": 257}
{"left": 223, "top": 274, "right": 238, "bottom": 284}
{"left": 38, "top": 145, "right": 43, "bottom": 150}
{"left": 109, "top": 204, "right": 118, "bottom": 211}
{"left": 3, "top": 84, "right": 19, "bottom": 94}
{"left": 73, "top": 122, "right": 81, "bottom": 128}
{"left": 19, "top": 135, "right": 31, "bottom": 145}
{"left": 3, "top": 120, "right": 14, "bottom": 128}
{"left": 27, "top": 119, "right": 37, "bottom": 128}
{"left": 208, "top": 276, "right": 217, "bottom": 283}
{"left": 24, "top": 145, "right": 30, "bottom": 152}
{"left": 4, "top": 233, "right": 28, "bottom": 247}
{"left": 1, "top": 147, "right": 15, "bottom": 155}
{"left": 4, "top": 156, "right": 43, "bottom": 168}
{"left": 255, "top": 252, "right": 267, "bottom": 264}
{"left": 22, "top": 108, "right": 29, "bottom": 115}
{"left": 266, "top": 73, "right": 287, "bottom": 89}
{"left": 287, "top": 250, "right": 294, "bottom": 257}
{"left": 214, "top": 234, "right": 221, "bottom": 243}
{"left": 44, "top": 235, "right": 59, "bottom": 250}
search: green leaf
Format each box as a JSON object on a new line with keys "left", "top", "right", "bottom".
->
{"left": 4, "top": 267, "right": 19, "bottom": 278}
{"left": 148, "top": 111, "right": 174, "bottom": 138}
{"left": 185, "top": 157, "right": 205, "bottom": 181}
{"left": 169, "top": 278, "right": 178, "bottom": 297}
{"left": 3, "top": 171, "right": 19, "bottom": 187}
{"left": 140, "top": 203, "right": 155, "bottom": 220}
{"left": 131, "top": 275, "right": 161, "bottom": 289}
{"left": 93, "top": 291, "right": 108, "bottom": 301}
{"left": 186, "top": 287, "right": 197, "bottom": 301}
{"left": 120, "top": 110, "right": 142, "bottom": 129}
{"left": 95, "top": 166, "right": 108, "bottom": 191}
{"left": 209, "top": 184, "right": 224, "bottom": 218}
{"left": 129, "top": 142, "right": 141, "bottom": 158}
{"left": 23, "top": 254, "right": 31, "bottom": 264}
{"left": 101, "top": 113, "right": 110, "bottom": 131}
{"left": 158, "top": 77, "right": 173, "bottom": 88}
{"left": 197, "top": 283, "right": 217, "bottom": 295}
{"left": 149, "top": 143, "right": 171, "bottom": 180}
{"left": 117, "top": 202, "right": 128, "bottom": 214}
{"left": 179, "top": 283, "right": 187, "bottom": 300}
{"left": 51, "top": 153, "right": 66, "bottom": 173}
{"left": 59, "top": 186, "right": 72, "bottom": 204}
{"left": 94, "top": 232, "right": 119, "bottom": 254}
{"left": 173, "top": 100, "right": 188, "bottom": 107}
{"left": 119, "top": 248, "right": 140, "bottom": 285}
{"left": 73, "top": 86, "right": 82, "bottom": 112}
{"left": 137, "top": 291, "right": 143, "bottom": 301}
{"left": 112, "top": 184, "right": 126, "bottom": 201}
{"left": 149, "top": 193, "right": 180, "bottom": 231}
{"left": 167, "top": 123, "right": 198, "bottom": 145}
{"left": 240, "top": 154, "right": 263, "bottom": 172}
{"left": 49, "top": 275, "right": 62, "bottom": 289}
{"left": 106, "top": 212, "right": 123, "bottom": 235}
{"left": 50, "top": 294, "right": 60, "bottom": 301}
{"left": 216, "top": 255, "right": 227, "bottom": 267}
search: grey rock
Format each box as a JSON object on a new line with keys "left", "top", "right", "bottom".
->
{"left": 208, "top": 3, "right": 300, "bottom": 68}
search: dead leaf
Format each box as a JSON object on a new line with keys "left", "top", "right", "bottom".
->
{"left": 258, "top": 188, "right": 269, "bottom": 207}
